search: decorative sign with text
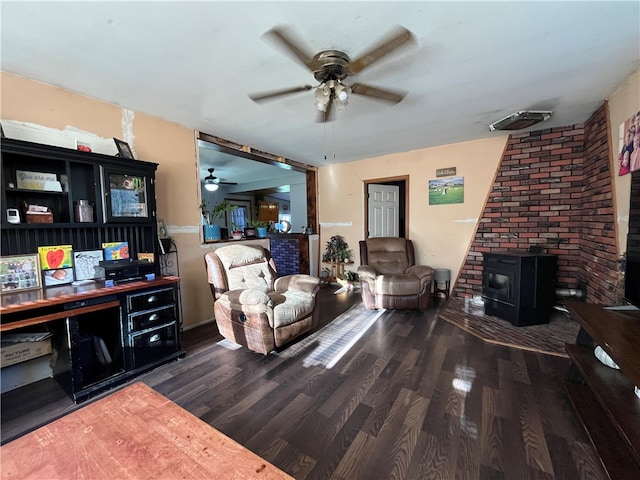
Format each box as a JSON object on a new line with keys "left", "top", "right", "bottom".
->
{"left": 436, "top": 167, "right": 457, "bottom": 177}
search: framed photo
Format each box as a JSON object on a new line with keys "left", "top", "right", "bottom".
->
{"left": 38, "top": 245, "right": 73, "bottom": 270}
{"left": 618, "top": 111, "right": 640, "bottom": 176}
{"left": 73, "top": 250, "right": 104, "bottom": 281}
{"left": 113, "top": 138, "right": 134, "bottom": 159}
{"left": 428, "top": 177, "right": 465, "bottom": 205}
{"left": 43, "top": 268, "right": 74, "bottom": 287}
{"left": 102, "top": 241, "right": 129, "bottom": 260}
{"left": 0, "top": 254, "right": 42, "bottom": 293}
{"left": 101, "top": 166, "right": 149, "bottom": 221}
{"left": 137, "top": 252, "right": 155, "bottom": 263}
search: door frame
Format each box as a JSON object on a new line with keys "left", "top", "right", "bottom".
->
{"left": 364, "top": 175, "right": 409, "bottom": 239}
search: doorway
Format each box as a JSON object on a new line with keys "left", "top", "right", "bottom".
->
{"left": 364, "top": 176, "right": 408, "bottom": 239}
{"left": 197, "top": 132, "right": 318, "bottom": 231}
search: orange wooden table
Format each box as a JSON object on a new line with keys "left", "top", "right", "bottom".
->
{"left": 0, "top": 382, "right": 293, "bottom": 479}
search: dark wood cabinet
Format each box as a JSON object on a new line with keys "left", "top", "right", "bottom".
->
{"left": 1, "top": 279, "right": 184, "bottom": 409}
{"left": 1, "top": 138, "right": 160, "bottom": 267}
{"left": 0, "top": 140, "right": 184, "bottom": 432}
{"left": 564, "top": 301, "right": 640, "bottom": 480}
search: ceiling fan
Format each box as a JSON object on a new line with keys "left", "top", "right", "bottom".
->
{"left": 249, "top": 25, "right": 416, "bottom": 122}
{"left": 203, "top": 168, "right": 237, "bottom": 191}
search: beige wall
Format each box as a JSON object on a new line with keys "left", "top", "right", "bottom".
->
{"left": 318, "top": 137, "right": 509, "bottom": 286}
{"left": 0, "top": 72, "right": 212, "bottom": 329}
{"left": 609, "top": 69, "right": 640, "bottom": 252}
{"left": 3, "top": 68, "right": 638, "bottom": 327}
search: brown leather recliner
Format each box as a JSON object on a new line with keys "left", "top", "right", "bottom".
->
{"left": 204, "top": 244, "right": 320, "bottom": 354}
{"left": 358, "top": 237, "right": 434, "bottom": 310}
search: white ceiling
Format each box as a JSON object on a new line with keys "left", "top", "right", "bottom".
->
{"left": 2, "top": 1, "right": 639, "bottom": 178}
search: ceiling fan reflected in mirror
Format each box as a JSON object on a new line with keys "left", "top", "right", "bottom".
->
{"left": 249, "top": 25, "right": 416, "bottom": 122}
{"left": 203, "top": 168, "right": 237, "bottom": 191}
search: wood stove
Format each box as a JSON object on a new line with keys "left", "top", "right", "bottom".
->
{"left": 482, "top": 251, "right": 557, "bottom": 326}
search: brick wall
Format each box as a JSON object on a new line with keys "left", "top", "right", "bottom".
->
{"left": 454, "top": 103, "right": 621, "bottom": 304}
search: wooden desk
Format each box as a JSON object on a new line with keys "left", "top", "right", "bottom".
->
{"left": 0, "top": 276, "right": 181, "bottom": 332}
{"left": 1, "top": 277, "right": 184, "bottom": 403}
{"left": 0, "top": 382, "right": 293, "bottom": 480}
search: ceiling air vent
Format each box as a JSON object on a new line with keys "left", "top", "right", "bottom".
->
{"left": 489, "top": 111, "right": 552, "bottom": 131}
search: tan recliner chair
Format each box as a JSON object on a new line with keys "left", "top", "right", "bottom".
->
{"left": 204, "top": 244, "right": 320, "bottom": 354}
{"left": 358, "top": 237, "right": 434, "bottom": 310}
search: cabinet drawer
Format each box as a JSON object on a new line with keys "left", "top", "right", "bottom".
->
{"left": 127, "top": 287, "right": 175, "bottom": 312}
{"left": 128, "top": 305, "right": 175, "bottom": 332}
{"left": 129, "top": 322, "right": 178, "bottom": 369}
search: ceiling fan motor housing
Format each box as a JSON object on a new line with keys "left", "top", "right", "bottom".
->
{"left": 313, "top": 50, "right": 350, "bottom": 82}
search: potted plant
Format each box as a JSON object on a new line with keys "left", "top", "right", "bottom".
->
{"left": 247, "top": 218, "right": 269, "bottom": 238}
{"left": 199, "top": 199, "right": 237, "bottom": 241}
{"left": 231, "top": 222, "right": 243, "bottom": 240}
{"left": 322, "top": 235, "right": 353, "bottom": 263}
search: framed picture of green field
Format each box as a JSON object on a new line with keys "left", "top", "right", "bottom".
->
{"left": 428, "top": 177, "right": 464, "bottom": 205}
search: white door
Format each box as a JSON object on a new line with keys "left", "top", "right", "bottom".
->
{"left": 368, "top": 184, "right": 400, "bottom": 237}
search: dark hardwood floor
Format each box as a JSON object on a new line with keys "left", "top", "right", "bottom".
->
{"left": 2, "top": 286, "right": 607, "bottom": 479}
{"left": 145, "top": 289, "right": 606, "bottom": 480}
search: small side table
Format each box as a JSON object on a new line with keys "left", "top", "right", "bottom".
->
{"left": 433, "top": 268, "right": 451, "bottom": 300}
{"left": 321, "top": 260, "right": 346, "bottom": 284}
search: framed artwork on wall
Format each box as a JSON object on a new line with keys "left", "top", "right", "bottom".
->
{"left": 428, "top": 177, "right": 464, "bottom": 205}
{"left": 618, "top": 111, "right": 640, "bottom": 176}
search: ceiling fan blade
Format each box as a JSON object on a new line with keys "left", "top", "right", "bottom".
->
{"left": 350, "top": 83, "right": 407, "bottom": 104}
{"left": 348, "top": 26, "right": 415, "bottom": 75}
{"left": 264, "top": 27, "right": 318, "bottom": 72}
{"left": 249, "top": 85, "right": 313, "bottom": 103}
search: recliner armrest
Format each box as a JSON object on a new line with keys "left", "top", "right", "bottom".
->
{"left": 357, "top": 265, "right": 378, "bottom": 281}
{"left": 274, "top": 274, "right": 320, "bottom": 294}
{"left": 406, "top": 265, "right": 434, "bottom": 282}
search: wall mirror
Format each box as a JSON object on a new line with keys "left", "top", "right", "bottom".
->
{"left": 197, "top": 133, "right": 316, "bottom": 238}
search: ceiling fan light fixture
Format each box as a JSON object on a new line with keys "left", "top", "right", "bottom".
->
{"left": 203, "top": 167, "right": 220, "bottom": 191}
{"left": 335, "top": 82, "right": 350, "bottom": 104}
{"left": 204, "top": 181, "right": 219, "bottom": 192}
{"left": 314, "top": 83, "right": 331, "bottom": 111}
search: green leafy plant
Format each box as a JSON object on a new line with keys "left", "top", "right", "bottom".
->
{"left": 199, "top": 199, "right": 237, "bottom": 226}
{"left": 322, "top": 235, "right": 353, "bottom": 263}
{"left": 344, "top": 270, "right": 359, "bottom": 282}
{"left": 231, "top": 222, "right": 243, "bottom": 232}
{"left": 247, "top": 218, "right": 268, "bottom": 228}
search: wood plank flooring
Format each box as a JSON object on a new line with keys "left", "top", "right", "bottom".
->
{"left": 1, "top": 286, "right": 607, "bottom": 479}
{"left": 140, "top": 290, "right": 606, "bottom": 480}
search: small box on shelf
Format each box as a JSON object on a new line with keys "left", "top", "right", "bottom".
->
{"left": 25, "top": 211, "right": 54, "bottom": 224}
{"left": 24, "top": 203, "right": 54, "bottom": 224}
{"left": 1, "top": 337, "right": 52, "bottom": 368}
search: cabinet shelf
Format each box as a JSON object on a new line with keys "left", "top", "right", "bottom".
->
{"left": 564, "top": 301, "right": 640, "bottom": 480}
{"left": 565, "top": 343, "right": 640, "bottom": 465}
{"left": 2, "top": 222, "right": 98, "bottom": 229}
{"left": 565, "top": 381, "right": 640, "bottom": 480}
{"left": 6, "top": 188, "right": 68, "bottom": 196}
{"left": 1, "top": 138, "right": 160, "bottom": 266}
